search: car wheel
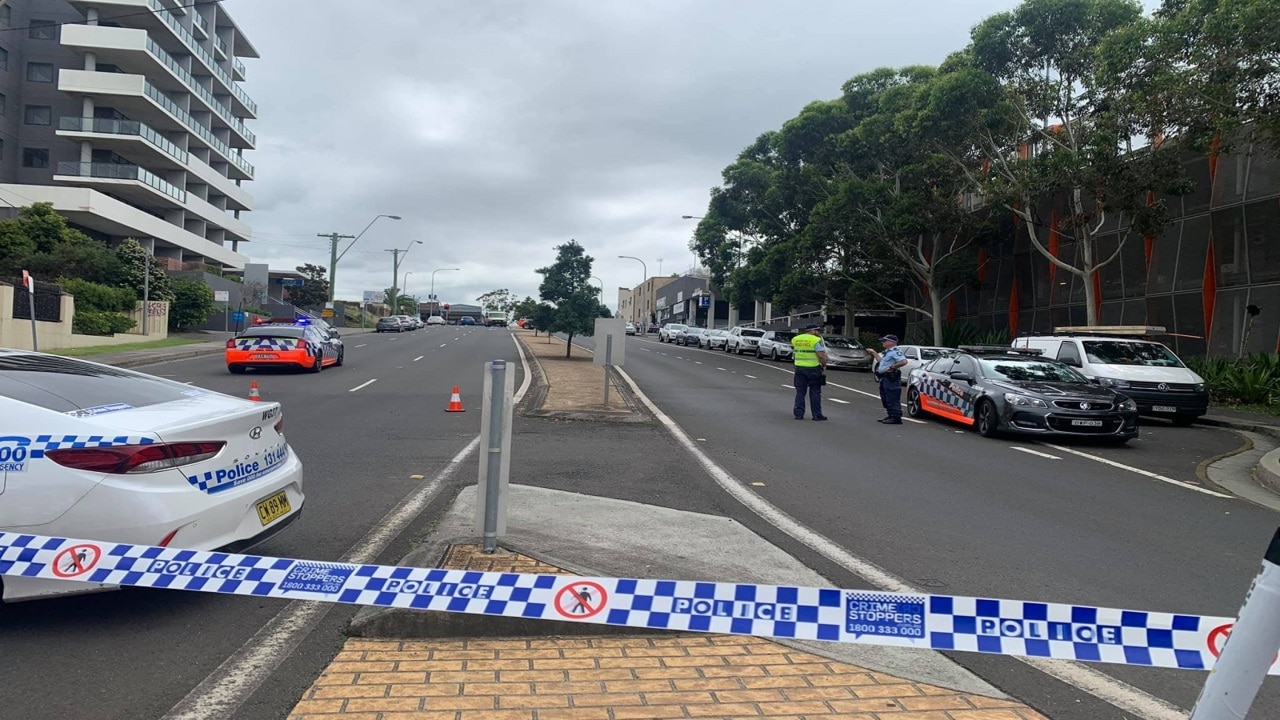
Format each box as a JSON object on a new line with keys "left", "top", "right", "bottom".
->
{"left": 335, "top": 350, "right": 344, "bottom": 367}
{"left": 228, "top": 364, "right": 245, "bottom": 374}
{"left": 770, "top": 349, "right": 778, "bottom": 361}
{"left": 976, "top": 400, "right": 999, "bottom": 438}
{"left": 309, "top": 353, "right": 323, "bottom": 373}
{"left": 906, "top": 388, "right": 923, "bottom": 417}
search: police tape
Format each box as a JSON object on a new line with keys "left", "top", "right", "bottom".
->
{"left": 0, "top": 531, "right": 1269, "bottom": 675}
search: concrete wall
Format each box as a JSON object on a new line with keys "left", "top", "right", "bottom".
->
{"left": 0, "top": 284, "right": 169, "bottom": 350}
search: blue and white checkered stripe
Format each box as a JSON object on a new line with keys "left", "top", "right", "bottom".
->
{"left": 0, "top": 435, "right": 155, "bottom": 459}
{"left": 0, "top": 531, "right": 1267, "bottom": 676}
{"left": 235, "top": 338, "right": 297, "bottom": 351}
{"left": 916, "top": 376, "right": 974, "bottom": 416}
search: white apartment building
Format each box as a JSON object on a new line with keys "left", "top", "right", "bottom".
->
{"left": 0, "top": 0, "right": 256, "bottom": 271}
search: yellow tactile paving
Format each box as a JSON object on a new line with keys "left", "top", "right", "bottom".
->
{"left": 288, "top": 547, "right": 1052, "bottom": 720}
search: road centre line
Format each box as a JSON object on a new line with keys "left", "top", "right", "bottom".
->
{"left": 413, "top": 355, "right": 424, "bottom": 362}
{"left": 348, "top": 379, "right": 377, "bottom": 393}
{"left": 1041, "top": 442, "right": 1232, "bottom": 498}
{"left": 355, "top": 344, "right": 367, "bottom": 348}
{"left": 613, "top": 365, "right": 1187, "bottom": 720}
{"left": 744, "top": 374, "right": 757, "bottom": 379}
{"left": 829, "top": 398, "right": 850, "bottom": 404}
{"left": 164, "top": 335, "right": 536, "bottom": 720}
{"left": 1010, "top": 447, "right": 1061, "bottom": 460}
{"left": 440, "top": 344, "right": 447, "bottom": 348}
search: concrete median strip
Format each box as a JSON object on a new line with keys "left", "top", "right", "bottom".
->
{"left": 513, "top": 331, "right": 645, "bottom": 422}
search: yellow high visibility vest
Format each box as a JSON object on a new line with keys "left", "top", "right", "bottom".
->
{"left": 791, "top": 333, "right": 821, "bottom": 368}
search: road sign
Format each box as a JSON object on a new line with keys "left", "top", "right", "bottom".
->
{"left": 52, "top": 544, "right": 101, "bottom": 578}
{"left": 213, "top": 290, "right": 230, "bottom": 302}
{"left": 363, "top": 291, "right": 385, "bottom": 304}
{"left": 231, "top": 310, "right": 246, "bottom": 322}
{"left": 554, "top": 581, "right": 608, "bottom": 619}
{"left": 277, "top": 278, "right": 305, "bottom": 286}
{"left": 321, "top": 309, "right": 334, "bottom": 318}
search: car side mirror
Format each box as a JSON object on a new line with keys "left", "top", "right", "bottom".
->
{"left": 329, "top": 330, "right": 340, "bottom": 339}
{"left": 949, "top": 372, "right": 973, "bottom": 383}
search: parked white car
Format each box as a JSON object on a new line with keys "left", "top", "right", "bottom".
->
{"left": 658, "top": 323, "right": 688, "bottom": 343}
{"left": 701, "top": 329, "right": 730, "bottom": 350}
{"left": 755, "top": 330, "right": 797, "bottom": 361}
{"left": 896, "top": 345, "right": 952, "bottom": 384}
{"left": 726, "top": 326, "right": 766, "bottom": 354}
{"left": 426, "top": 315, "right": 446, "bottom": 326}
{"left": 0, "top": 351, "right": 305, "bottom": 602}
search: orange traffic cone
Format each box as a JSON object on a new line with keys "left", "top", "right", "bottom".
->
{"left": 445, "top": 386, "right": 465, "bottom": 412}
{"left": 248, "top": 380, "right": 261, "bottom": 402}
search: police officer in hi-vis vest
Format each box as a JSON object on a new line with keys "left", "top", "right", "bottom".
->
{"left": 869, "top": 334, "right": 908, "bottom": 424}
{"left": 790, "top": 324, "right": 828, "bottom": 421}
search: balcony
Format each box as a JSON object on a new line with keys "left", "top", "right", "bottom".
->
{"left": 191, "top": 10, "right": 208, "bottom": 38}
{"left": 233, "top": 57, "right": 246, "bottom": 81}
{"left": 213, "top": 35, "right": 228, "bottom": 59}
{"left": 57, "top": 69, "right": 254, "bottom": 179}
{"left": 187, "top": 153, "right": 252, "bottom": 211}
{"left": 57, "top": 116, "right": 188, "bottom": 170}
{"left": 145, "top": 36, "right": 255, "bottom": 146}
{"left": 54, "top": 161, "right": 187, "bottom": 206}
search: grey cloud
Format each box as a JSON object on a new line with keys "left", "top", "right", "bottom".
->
{"left": 228, "top": 0, "right": 1021, "bottom": 307}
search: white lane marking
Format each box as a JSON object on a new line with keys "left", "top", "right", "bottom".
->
{"left": 1042, "top": 443, "right": 1232, "bottom": 498}
{"left": 162, "top": 435, "right": 483, "bottom": 720}
{"left": 1011, "top": 447, "right": 1061, "bottom": 460}
{"left": 695, "top": 361, "right": 703, "bottom": 365}
{"left": 744, "top": 375, "right": 757, "bottom": 379}
{"left": 348, "top": 379, "right": 377, "bottom": 393}
{"left": 677, "top": 356, "right": 684, "bottom": 360}
{"left": 829, "top": 398, "right": 850, "bottom": 404}
{"left": 614, "top": 367, "right": 1188, "bottom": 720}
{"left": 781, "top": 384, "right": 794, "bottom": 389}
{"left": 643, "top": 348, "right": 652, "bottom": 352}
{"left": 355, "top": 344, "right": 367, "bottom": 348}
{"left": 716, "top": 367, "right": 727, "bottom": 371}
{"left": 440, "top": 344, "right": 447, "bottom": 348}
{"left": 413, "top": 355, "right": 424, "bottom": 362}
{"left": 905, "top": 418, "right": 928, "bottom": 424}
{"left": 454, "top": 337, "right": 460, "bottom": 341}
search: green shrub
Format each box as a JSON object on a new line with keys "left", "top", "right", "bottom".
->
{"left": 58, "top": 277, "right": 136, "bottom": 313}
{"left": 73, "top": 310, "right": 136, "bottom": 336}
{"left": 1187, "top": 354, "right": 1280, "bottom": 406}
{"left": 168, "top": 276, "right": 216, "bottom": 331}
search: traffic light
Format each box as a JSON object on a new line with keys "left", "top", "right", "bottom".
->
{"left": 443, "top": 303, "right": 450, "bottom": 310}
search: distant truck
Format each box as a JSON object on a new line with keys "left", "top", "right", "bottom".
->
{"left": 485, "top": 311, "right": 509, "bottom": 327}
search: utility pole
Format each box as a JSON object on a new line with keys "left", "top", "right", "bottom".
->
{"left": 388, "top": 248, "right": 403, "bottom": 314}
{"left": 320, "top": 232, "right": 356, "bottom": 304}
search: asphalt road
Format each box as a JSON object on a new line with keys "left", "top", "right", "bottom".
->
{"left": 0, "top": 325, "right": 526, "bottom": 720}
{"left": 591, "top": 333, "right": 1280, "bottom": 718}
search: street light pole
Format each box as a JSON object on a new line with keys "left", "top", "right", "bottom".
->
{"left": 618, "top": 255, "right": 648, "bottom": 325}
{"left": 320, "top": 214, "right": 402, "bottom": 304}
{"left": 403, "top": 271, "right": 413, "bottom": 313}
{"left": 430, "top": 267, "right": 460, "bottom": 305}
{"left": 386, "top": 240, "right": 422, "bottom": 314}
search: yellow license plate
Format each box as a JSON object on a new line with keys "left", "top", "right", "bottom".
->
{"left": 256, "top": 491, "right": 291, "bottom": 525}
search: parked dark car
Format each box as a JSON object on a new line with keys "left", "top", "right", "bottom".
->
{"left": 376, "top": 316, "right": 403, "bottom": 333}
{"left": 679, "top": 327, "right": 707, "bottom": 346}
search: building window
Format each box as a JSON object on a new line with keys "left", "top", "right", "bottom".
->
{"left": 22, "top": 148, "right": 49, "bottom": 168}
{"left": 0, "top": 5, "right": 10, "bottom": 26}
{"left": 28, "top": 19, "right": 56, "bottom": 40}
{"left": 0, "top": 47, "right": 8, "bottom": 71}
{"left": 0, "top": 93, "right": 6, "bottom": 115}
{"left": 25, "top": 62, "right": 54, "bottom": 83}
{"left": 23, "top": 105, "right": 51, "bottom": 125}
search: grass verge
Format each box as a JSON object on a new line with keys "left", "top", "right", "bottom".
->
{"left": 50, "top": 337, "right": 205, "bottom": 357}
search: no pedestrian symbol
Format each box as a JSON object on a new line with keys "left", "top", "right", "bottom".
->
{"left": 554, "top": 581, "right": 607, "bottom": 620}
{"left": 51, "top": 544, "right": 101, "bottom": 578}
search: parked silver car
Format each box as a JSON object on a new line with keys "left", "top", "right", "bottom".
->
{"left": 897, "top": 345, "right": 952, "bottom": 384}
{"left": 658, "top": 323, "right": 688, "bottom": 343}
{"left": 756, "top": 330, "right": 796, "bottom": 361}
{"left": 701, "top": 329, "right": 730, "bottom": 350}
{"left": 824, "top": 336, "right": 873, "bottom": 370}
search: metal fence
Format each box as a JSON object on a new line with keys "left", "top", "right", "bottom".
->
{"left": 5, "top": 278, "right": 64, "bottom": 322}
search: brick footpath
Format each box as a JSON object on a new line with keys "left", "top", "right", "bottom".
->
{"left": 288, "top": 548, "right": 1049, "bottom": 720}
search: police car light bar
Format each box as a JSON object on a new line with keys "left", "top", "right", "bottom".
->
{"left": 1052, "top": 325, "right": 1166, "bottom": 336}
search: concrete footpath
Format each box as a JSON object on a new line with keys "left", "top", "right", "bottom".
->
{"left": 284, "top": 332, "right": 1049, "bottom": 719}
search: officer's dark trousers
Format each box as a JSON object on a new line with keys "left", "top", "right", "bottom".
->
{"left": 794, "top": 367, "right": 824, "bottom": 419}
{"left": 879, "top": 376, "right": 902, "bottom": 419}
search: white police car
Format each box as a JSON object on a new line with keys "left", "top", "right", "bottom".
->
{"left": 0, "top": 350, "right": 304, "bottom": 602}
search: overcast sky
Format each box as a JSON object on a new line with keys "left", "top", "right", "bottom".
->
{"left": 228, "top": 0, "right": 1033, "bottom": 310}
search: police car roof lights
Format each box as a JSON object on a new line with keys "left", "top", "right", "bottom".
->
{"left": 1048, "top": 325, "right": 1167, "bottom": 337}
{"left": 957, "top": 345, "right": 1044, "bottom": 356}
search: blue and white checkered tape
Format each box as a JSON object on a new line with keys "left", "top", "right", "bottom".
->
{"left": 916, "top": 375, "right": 975, "bottom": 416}
{"left": 0, "top": 531, "right": 1266, "bottom": 675}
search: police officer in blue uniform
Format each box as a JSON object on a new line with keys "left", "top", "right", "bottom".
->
{"left": 869, "top": 334, "right": 908, "bottom": 424}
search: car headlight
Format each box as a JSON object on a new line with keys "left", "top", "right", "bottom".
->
{"left": 1096, "top": 376, "right": 1130, "bottom": 389}
{"left": 1120, "top": 398, "right": 1137, "bottom": 411}
{"left": 1004, "top": 393, "right": 1048, "bottom": 408}
{"left": 1194, "top": 383, "right": 1206, "bottom": 392}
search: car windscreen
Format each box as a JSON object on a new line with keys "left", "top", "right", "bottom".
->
{"left": 668, "top": 324, "right": 687, "bottom": 331}
{"left": 0, "top": 353, "right": 194, "bottom": 413}
{"left": 920, "top": 348, "right": 946, "bottom": 360}
{"left": 773, "top": 332, "right": 795, "bottom": 342}
{"left": 686, "top": 328, "right": 704, "bottom": 334}
{"left": 239, "top": 326, "right": 306, "bottom": 338}
{"left": 1082, "top": 340, "right": 1184, "bottom": 367}
{"left": 741, "top": 329, "right": 764, "bottom": 337}
{"left": 978, "top": 357, "right": 1088, "bottom": 383}
{"left": 823, "top": 337, "right": 862, "bottom": 349}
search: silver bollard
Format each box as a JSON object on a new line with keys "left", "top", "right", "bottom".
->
{"left": 1190, "top": 528, "right": 1280, "bottom": 719}
{"left": 482, "top": 360, "right": 507, "bottom": 553}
